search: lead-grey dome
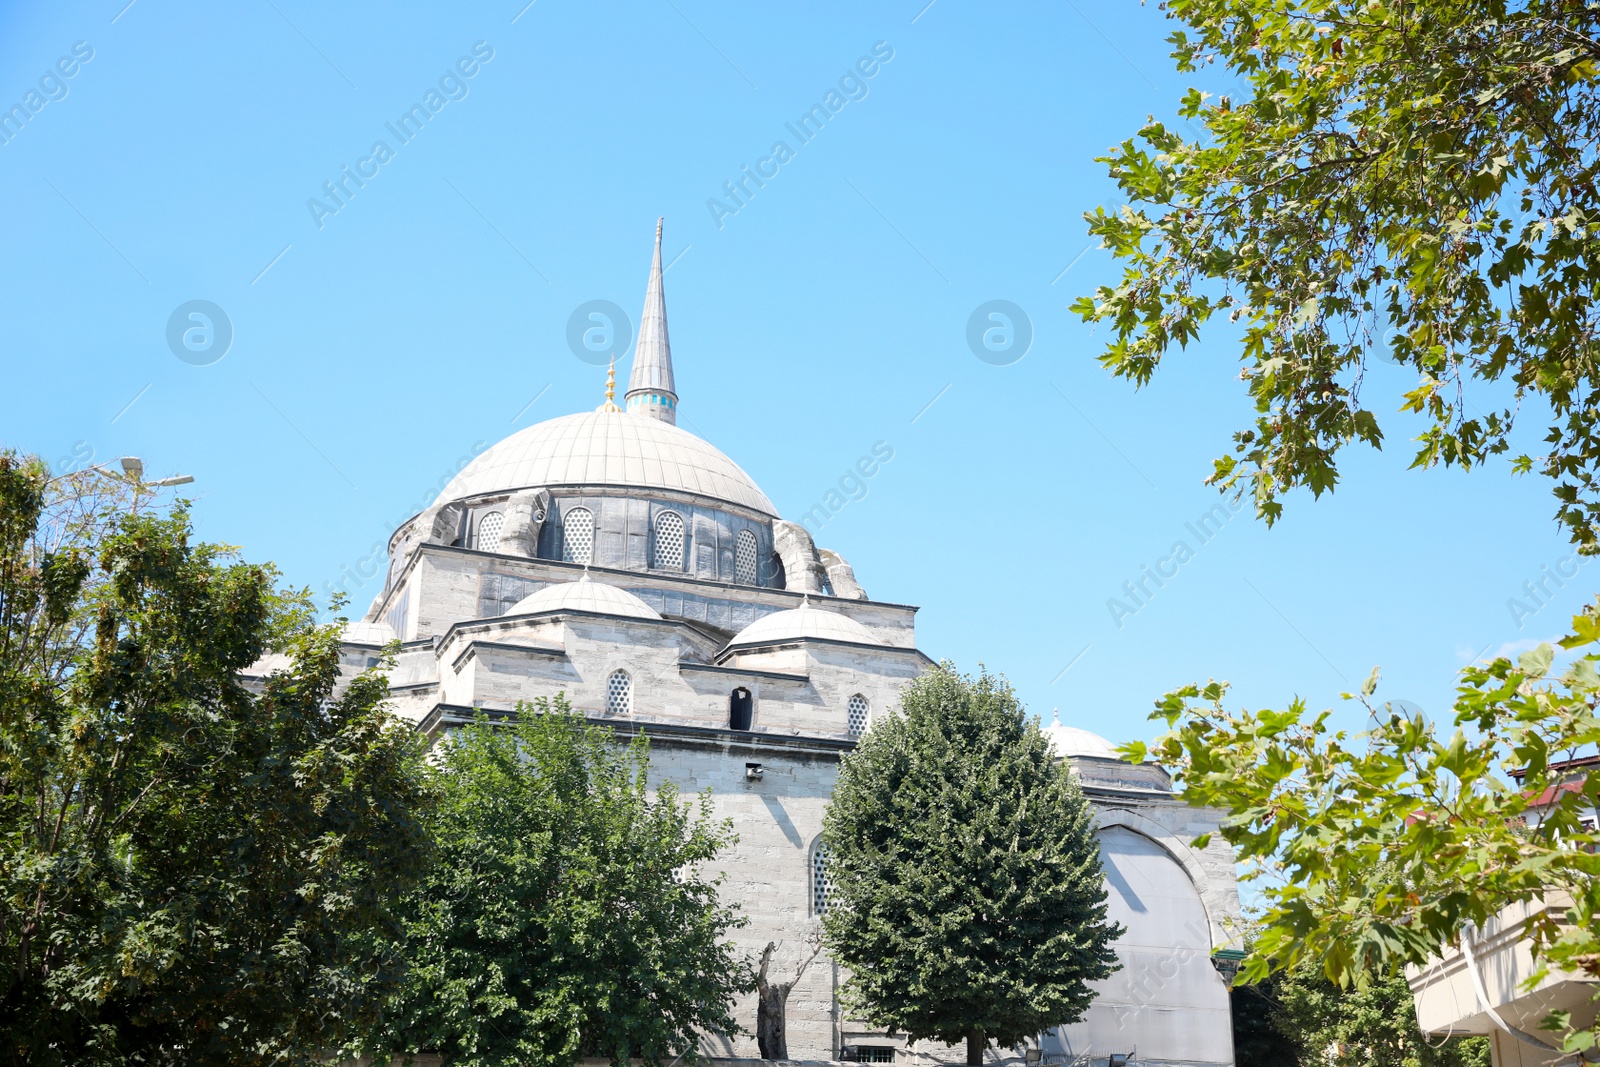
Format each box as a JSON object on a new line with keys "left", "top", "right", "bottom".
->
{"left": 1042, "top": 719, "right": 1120, "bottom": 759}
{"left": 506, "top": 575, "right": 663, "bottom": 620}
{"left": 725, "top": 603, "right": 881, "bottom": 649}
{"left": 435, "top": 410, "right": 775, "bottom": 516}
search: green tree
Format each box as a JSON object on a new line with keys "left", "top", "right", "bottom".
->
{"left": 820, "top": 664, "right": 1121, "bottom": 1066}
{"left": 1229, "top": 921, "right": 1490, "bottom": 1067}
{"left": 1074, "top": 0, "right": 1600, "bottom": 545}
{"left": 1070, "top": 0, "right": 1600, "bottom": 1054}
{"left": 1273, "top": 961, "right": 1491, "bottom": 1067}
{"left": 361, "top": 699, "right": 752, "bottom": 1067}
{"left": 1127, "top": 613, "right": 1600, "bottom": 1056}
{"left": 1230, "top": 971, "right": 1301, "bottom": 1067}
{"left": 0, "top": 452, "right": 435, "bottom": 1067}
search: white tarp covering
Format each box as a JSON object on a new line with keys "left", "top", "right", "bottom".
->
{"left": 1043, "top": 827, "right": 1235, "bottom": 1067}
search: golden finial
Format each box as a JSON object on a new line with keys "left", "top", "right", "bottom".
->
{"left": 602, "top": 356, "right": 621, "bottom": 412}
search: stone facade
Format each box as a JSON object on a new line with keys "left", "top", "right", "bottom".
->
{"left": 303, "top": 224, "right": 1244, "bottom": 1066}
{"left": 346, "top": 532, "right": 924, "bottom": 1060}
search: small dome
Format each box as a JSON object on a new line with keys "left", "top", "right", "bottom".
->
{"left": 434, "top": 410, "right": 776, "bottom": 516}
{"left": 1041, "top": 715, "right": 1121, "bottom": 760}
{"left": 343, "top": 619, "right": 397, "bottom": 645}
{"left": 506, "top": 575, "right": 662, "bottom": 621}
{"left": 726, "top": 601, "right": 880, "bottom": 649}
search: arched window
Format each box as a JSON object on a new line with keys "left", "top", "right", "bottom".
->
{"left": 654, "top": 510, "right": 685, "bottom": 570}
{"left": 563, "top": 507, "right": 594, "bottom": 565}
{"left": 606, "top": 669, "right": 632, "bottom": 715}
{"left": 847, "top": 693, "right": 869, "bottom": 736}
{"left": 735, "top": 529, "right": 758, "bottom": 584}
{"left": 729, "top": 687, "right": 753, "bottom": 731}
{"left": 812, "top": 842, "right": 831, "bottom": 915}
{"left": 476, "top": 511, "right": 504, "bottom": 553}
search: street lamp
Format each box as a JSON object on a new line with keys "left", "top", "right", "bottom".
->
{"left": 87, "top": 456, "right": 194, "bottom": 487}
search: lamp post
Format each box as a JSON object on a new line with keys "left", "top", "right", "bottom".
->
{"left": 100, "top": 456, "right": 195, "bottom": 488}
{"left": 49, "top": 456, "right": 197, "bottom": 514}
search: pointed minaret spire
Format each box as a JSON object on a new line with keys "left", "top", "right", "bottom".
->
{"left": 625, "top": 217, "right": 678, "bottom": 425}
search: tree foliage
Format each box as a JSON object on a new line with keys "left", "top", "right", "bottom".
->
{"left": 1075, "top": 0, "right": 1600, "bottom": 544}
{"left": 361, "top": 699, "right": 752, "bottom": 1067}
{"left": 1230, "top": 971, "right": 1301, "bottom": 1067}
{"left": 1272, "top": 961, "right": 1491, "bottom": 1067}
{"left": 0, "top": 451, "right": 435, "bottom": 1066}
{"left": 1233, "top": 923, "right": 1490, "bottom": 1067}
{"left": 1125, "top": 604, "right": 1600, "bottom": 1056}
{"left": 821, "top": 664, "right": 1121, "bottom": 1064}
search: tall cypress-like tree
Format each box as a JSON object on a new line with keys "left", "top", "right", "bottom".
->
{"left": 821, "top": 664, "right": 1121, "bottom": 1065}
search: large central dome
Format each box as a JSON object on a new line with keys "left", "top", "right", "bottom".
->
{"left": 434, "top": 220, "right": 776, "bottom": 517}
{"left": 435, "top": 410, "right": 776, "bottom": 516}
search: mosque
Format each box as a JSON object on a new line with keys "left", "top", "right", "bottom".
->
{"left": 340, "top": 222, "right": 1245, "bottom": 1066}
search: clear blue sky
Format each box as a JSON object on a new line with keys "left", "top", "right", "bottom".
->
{"left": 1, "top": 0, "right": 1585, "bottom": 748}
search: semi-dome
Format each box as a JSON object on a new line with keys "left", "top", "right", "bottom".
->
{"left": 506, "top": 575, "right": 662, "bottom": 620}
{"left": 1042, "top": 715, "right": 1121, "bottom": 760}
{"left": 435, "top": 410, "right": 776, "bottom": 516}
{"left": 726, "top": 601, "right": 880, "bottom": 649}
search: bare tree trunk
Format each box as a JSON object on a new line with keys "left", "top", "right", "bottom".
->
{"left": 966, "top": 1029, "right": 985, "bottom": 1067}
{"left": 755, "top": 937, "right": 824, "bottom": 1060}
{"left": 757, "top": 978, "right": 789, "bottom": 1059}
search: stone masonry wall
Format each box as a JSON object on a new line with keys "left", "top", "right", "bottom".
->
{"left": 647, "top": 740, "right": 842, "bottom": 1060}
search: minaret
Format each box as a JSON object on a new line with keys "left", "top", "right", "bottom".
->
{"left": 625, "top": 217, "right": 678, "bottom": 425}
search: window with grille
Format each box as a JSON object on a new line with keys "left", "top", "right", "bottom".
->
{"left": 847, "top": 694, "right": 869, "bottom": 736}
{"left": 654, "top": 511, "right": 685, "bottom": 570}
{"left": 476, "top": 511, "right": 504, "bottom": 553}
{"left": 812, "top": 842, "right": 831, "bottom": 915}
{"left": 735, "top": 529, "right": 758, "bottom": 584}
{"left": 563, "top": 507, "right": 594, "bottom": 564}
{"left": 856, "top": 1049, "right": 895, "bottom": 1064}
{"left": 606, "top": 669, "right": 632, "bottom": 715}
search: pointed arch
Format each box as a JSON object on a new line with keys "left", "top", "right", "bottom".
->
{"left": 653, "top": 510, "right": 686, "bottom": 570}
{"left": 606, "top": 669, "right": 632, "bottom": 715}
{"left": 475, "top": 511, "right": 505, "bottom": 553}
{"left": 562, "top": 507, "right": 594, "bottom": 564}
{"left": 810, "top": 837, "right": 831, "bottom": 916}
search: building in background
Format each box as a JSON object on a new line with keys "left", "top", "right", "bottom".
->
{"left": 1407, "top": 754, "right": 1600, "bottom": 1067}
{"left": 326, "top": 223, "right": 1243, "bottom": 1065}
{"left": 1039, "top": 720, "right": 1243, "bottom": 1067}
